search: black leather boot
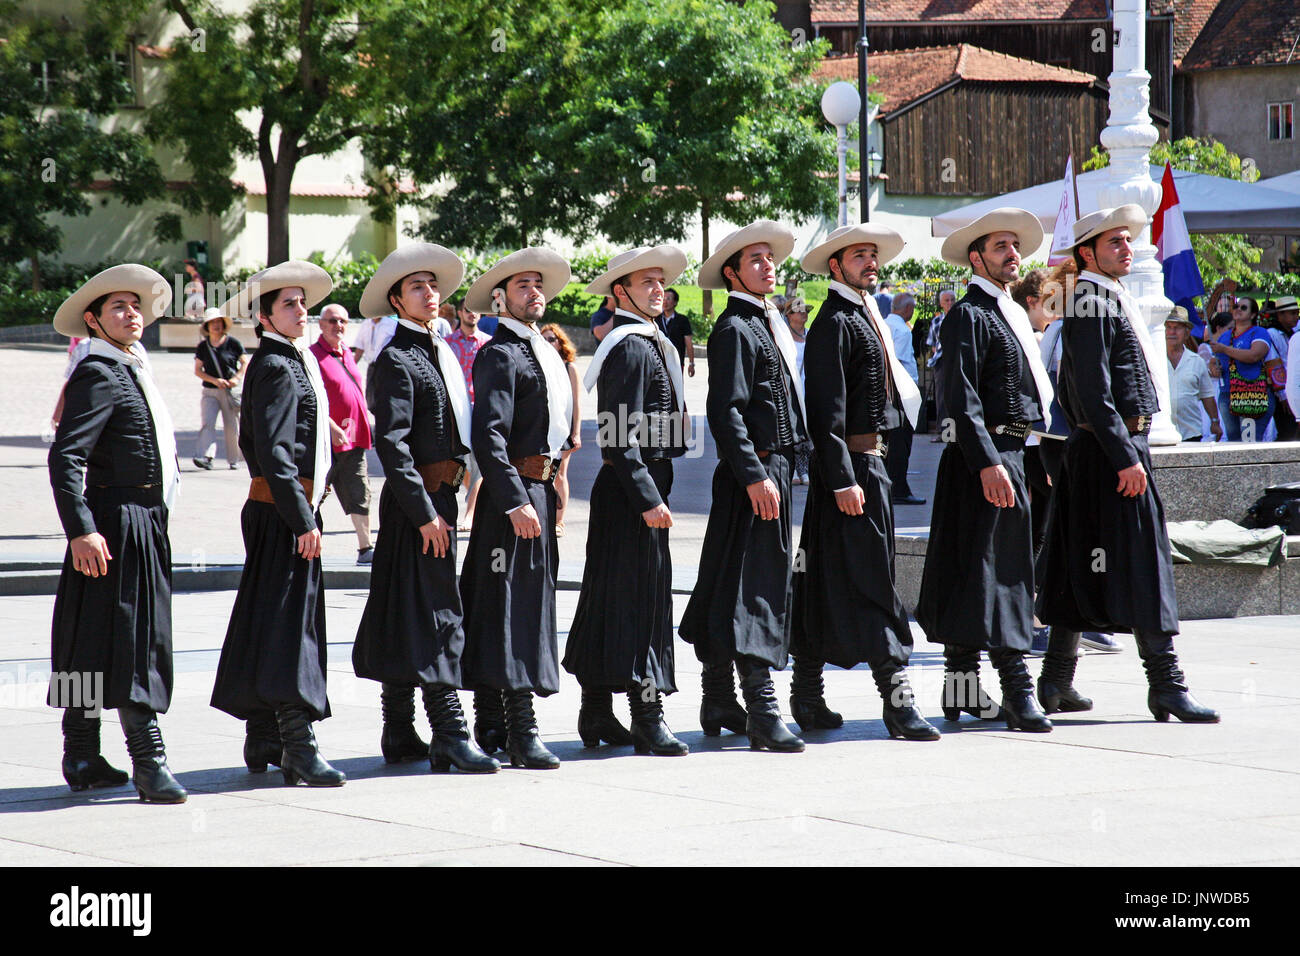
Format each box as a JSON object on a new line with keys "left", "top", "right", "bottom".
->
{"left": 276, "top": 706, "right": 346, "bottom": 787}
{"left": 577, "top": 687, "right": 634, "bottom": 747}
{"left": 739, "top": 664, "right": 805, "bottom": 753}
{"left": 626, "top": 682, "right": 688, "bottom": 756}
{"left": 243, "top": 711, "right": 282, "bottom": 773}
{"left": 990, "top": 648, "right": 1052, "bottom": 732}
{"left": 119, "top": 705, "right": 187, "bottom": 803}
{"left": 873, "top": 666, "right": 940, "bottom": 740}
{"left": 1038, "top": 628, "right": 1093, "bottom": 714}
{"left": 939, "top": 646, "right": 1004, "bottom": 721}
{"left": 380, "top": 683, "right": 427, "bottom": 764}
{"left": 61, "top": 709, "right": 128, "bottom": 791}
{"left": 699, "top": 660, "right": 748, "bottom": 736}
{"left": 1136, "top": 631, "right": 1220, "bottom": 723}
{"left": 472, "top": 689, "right": 508, "bottom": 754}
{"left": 789, "top": 656, "right": 843, "bottom": 731}
{"left": 421, "top": 684, "right": 500, "bottom": 773}
{"left": 503, "top": 690, "right": 560, "bottom": 769}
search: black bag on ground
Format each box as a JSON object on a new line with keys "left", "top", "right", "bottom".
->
{"left": 1242, "top": 482, "right": 1300, "bottom": 534}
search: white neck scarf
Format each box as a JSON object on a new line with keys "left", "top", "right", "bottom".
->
{"left": 583, "top": 310, "right": 685, "bottom": 409}
{"left": 830, "top": 280, "right": 923, "bottom": 428}
{"left": 728, "top": 291, "right": 808, "bottom": 428}
{"left": 1079, "top": 271, "right": 1161, "bottom": 408}
{"left": 396, "top": 318, "right": 472, "bottom": 450}
{"left": 970, "top": 275, "right": 1055, "bottom": 415}
{"left": 86, "top": 338, "right": 179, "bottom": 512}
{"left": 262, "top": 331, "right": 330, "bottom": 510}
{"left": 496, "top": 316, "right": 573, "bottom": 458}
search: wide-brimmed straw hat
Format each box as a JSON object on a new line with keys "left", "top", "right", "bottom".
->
{"left": 1067, "top": 204, "right": 1148, "bottom": 250}
{"left": 584, "top": 245, "right": 688, "bottom": 297}
{"left": 1165, "top": 306, "right": 1192, "bottom": 326}
{"left": 53, "top": 264, "right": 172, "bottom": 338}
{"left": 463, "top": 248, "right": 571, "bottom": 314}
{"left": 359, "top": 243, "right": 466, "bottom": 318}
{"left": 938, "top": 207, "right": 1044, "bottom": 267}
{"left": 696, "top": 220, "right": 795, "bottom": 290}
{"left": 801, "top": 224, "right": 905, "bottom": 275}
{"left": 200, "top": 306, "right": 230, "bottom": 332}
{"left": 222, "top": 260, "right": 332, "bottom": 321}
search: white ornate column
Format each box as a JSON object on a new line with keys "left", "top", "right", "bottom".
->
{"left": 1096, "top": 0, "right": 1179, "bottom": 444}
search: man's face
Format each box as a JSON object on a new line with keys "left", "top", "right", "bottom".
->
{"left": 830, "top": 243, "right": 879, "bottom": 291}
{"left": 392, "top": 271, "right": 439, "bottom": 323}
{"left": 259, "top": 286, "right": 309, "bottom": 339}
{"left": 1089, "top": 228, "right": 1134, "bottom": 278}
{"left": 970, "top": 231, "right": 1022, "bottom": 284}
{"left": 1164, "top": 320, "right": 1188, "bottom": 348}
{"left": 319, "top": 307, "right": 348, "bottom": 348}
{"left": 615, "top": 267, "right": 666, "bottom": 316}
{"left": 725, "top": 242, "right": 777, "bottom": 295}
{"left": 663, "top": 289, "right": 678, "bottom": 314}
{"left": 502, "top": 271, "right": 546, "bottom": 323}
{"left": 1277, "top": 309, "right": 1298, "bottom": 333}
{"left": 85, "top": 291, "right": 144, "bottom": 346}
{"left": 457, "top": 305, "right": 479, "bottom": 330}
{"left": 939, "top": 291, "right": 956, "bottom": 314}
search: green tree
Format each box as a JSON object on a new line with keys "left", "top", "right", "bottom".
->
{"left": 0, "top": 1, "right": 164, "bottom": 289}
{"left": 1082, "top": 137, "right": 1263, "bottom": 282}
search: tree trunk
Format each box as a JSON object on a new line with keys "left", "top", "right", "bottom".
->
{"left": 265, "top": 161, "right": 293, "bottom": 266}
{"left": 29, "top": 254, "right": 41, "bottom": 293}
{"left": 701, "top": 197, "right": 712, "bottom": 319}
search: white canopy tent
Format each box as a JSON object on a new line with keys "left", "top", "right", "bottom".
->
{"left": 1259, "top": 169, "right": 1300, "bottom": 195}
{"left": 931, "top": 166, "right": 1300, "bottom": 256}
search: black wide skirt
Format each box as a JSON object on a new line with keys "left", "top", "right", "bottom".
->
{"left": 791, "top": 451, "right": 912, "bottom": 671}
{"left": 50, "top": 486, "right": 173, "bottom": 713}
{"left": 678, "top": 450, "right": 794, "bottom": 669}
{"left": 353, "top": 482, "right": 464, "bottom": 687}
{"left": 210, "top": 500, "right": 330, "bottom": 721}
{"left": 1036, "top": 431, "right": 1179, "bottom": 635}
{"left": 459, "top": 476, "right": 560, "bottom": 696}
{"left": 563, "top": 459, "right": 677, "bottom": 693}
{"left": 916, "top": 441, "right": 1035, "bottom": 652}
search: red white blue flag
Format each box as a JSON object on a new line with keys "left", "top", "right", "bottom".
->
{"left": 1153, "top": 162, "right": 1207, "bottom": 337}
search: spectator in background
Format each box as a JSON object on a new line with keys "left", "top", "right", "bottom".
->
{"left": 884, "top": 291, "right": 924, "bottom": 505}
{"left": 540, "top": 324, "right": 582, "bottom": 536}
{"left": 873, "top": 279, "right": 893, "bottom": 319}
{"left": 446, "top": 298, "right": 492, "bottom": 530}
{"left": 458, "top": 296, "right": 495, "bottom": 338}
{"left": 1262, "top": 296, "right": 1298, "bottom": 441}
{"left": 351, "top": 309, "right": 398, "bottom": 409}
{"left": 310, "top": 304, "right": 375, "bottom": 564}
{"left": 590, "top": 294, "right": 617, "bottom": 342}
{"left": 182, "top": 259, "right": 206, "bottom": 318}
{"left": 927, "top": 289, "right": 957, "bottom": 440}
{"left": 1277, "top": 298, "right": 1300, "bottom": 422}
{"left": 1165, "top": 306, "right": 1221, "bottom": 443}
{"left": 775, "top": 294, "right": 811, "bottom": 484}
{"left": 1209, "top": 296, "right": 1273, "bottom": 441}
{"left": 657, "top": 287, "right": 696, "bottom": 377}
{"left": 192, "top": 308, "right": 247, "bottom": 470}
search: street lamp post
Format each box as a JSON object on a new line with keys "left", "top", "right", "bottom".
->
{"left": 858, "top": 0, "right": 869, "bottom": 222}
{"left": 822, "top": 81, "right": 861, "bottom": 228}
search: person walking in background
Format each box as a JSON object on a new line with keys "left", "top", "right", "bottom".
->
{"left": 775, "top": 294, "right": 812, "bottom": 484}
{"left": 927, "top": 289, "right": 957, "bottom": 441}
{"left": 1165, "top": 307, "right": 1221, "bottom": 443}
{"left": 446, "top": 297, "right": 492, "bottom": 530}
{"left": 873, "top": 279, "right": 893, "bottom": 319}
{"left": 309, "top": 304, "right": 375, "bottom": 565}
{"left": 351, "top": 309, "right": 398, "bottom": 410}
{"left": 884, "top": 292, "right": 925, "bottom": 506}
{"left": 192, "top": 307, "right": 247, "bottom": 470}
{"left": 590, "top": 294, "right": 617, "bottom": 342}
{"left": 1263, "top": 297, "right": 1298, "bottom": 441}
{"left": 540, "top": 324, "right": 582, "bottom": 537}
{"left": 1208, "top": 296, "right": 1272, "bottom": 441}
{"left": 182, "top": 259, "right": 206, "bottom": 318}
{"left": 658, "top": 287, "right": 696, "bottom": 377}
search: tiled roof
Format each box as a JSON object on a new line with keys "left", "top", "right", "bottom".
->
{"left": 1180, "top": 0, "right": 1300, "bottom": 72}
{"left": 1163, "top": 0, "right": 1225, "bottom": 65}
{"left": 815, "top": 45, "right": 1095, "bottom": 117}
{"left": 810, "top": 1, "right": 1110, "bottom": 23}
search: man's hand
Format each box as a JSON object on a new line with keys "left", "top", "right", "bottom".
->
{"left": 1116, "top": 462, "right": 1147, "bottom": 498}
{"left": 642, "top": 503, "right": 673, "bottom": 528}
{"left": 979, "top": 464, "right": 1015, "bottom": 508}
{"left": 747, "top": 478, "right": 780, "bottom": 520}
{"left": 70, "top": 532, "right": 112, "bottom": 578}
{"left": 834, "top": 485, "right": 865, "bottom": 516}
{"left": 296, "top": 528, "right": 322, "bottom": 560}
{"left": 687, "top": 361, "right": 696, "bottom": 378}
{"left": 509, "top": 503, "right": 542, "bottom": 538}
{"left": 419, "top": 515, "right": 452, "bottom": 558}
{"left": 1210, "top": 419, "right": 1222, "bottom": 439}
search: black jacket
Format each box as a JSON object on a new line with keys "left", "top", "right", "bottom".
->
{"left": 705, "top": 295, "right": 808, "bottom": 487}
{"left": 803, "top": 289, "right": 903, "bottom": 490}
{"left": 939, "top": 284, "right": 1043, "bottom": 472}
{"left": 371, "top": 323, "right": 469, "bottom": 527}
{"left": 596, "top": 315, "right": 686, "bottom": 513}
{"left": 1058, "top": 282, "right": 1159, "bottom": 471}
{"left": 49, "top": 355, "right": 162, "bottom": 539}
{"left": 239, "top": 335, "right": 320, "bottom": 535}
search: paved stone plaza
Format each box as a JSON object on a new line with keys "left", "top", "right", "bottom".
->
{"left": 2, "top": 345, "right": 1297, "bottom": 866}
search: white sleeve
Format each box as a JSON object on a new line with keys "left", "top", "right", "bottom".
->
{"left": 1194, "top": 356, "right": 1217, "bottom": 400}
{"left": 1287, "top": 335, "right": 1300, "bottom": 418}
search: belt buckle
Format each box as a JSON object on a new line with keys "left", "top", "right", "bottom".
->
{"left": 540, "top": 458, "right": 554, "bottom": 481}
{"left": 453, "top": 463, "right": 466, "bottom": 488}
{"left": 878, "top": 439, "right": 888, "bottom": 458}
{"left": 1135, "top": 415, "right": 1150, "bottom": 433}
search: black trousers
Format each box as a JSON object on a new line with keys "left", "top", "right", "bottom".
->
{"left": 885, "top": 419, "right": 915, "bottom": 498}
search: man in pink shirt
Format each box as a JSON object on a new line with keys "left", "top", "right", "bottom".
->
{"left": 310, "top": 303, "right": 376, "bottom": 564}
{"left": 444, "top": 299, "right": 492, "bottom": 528}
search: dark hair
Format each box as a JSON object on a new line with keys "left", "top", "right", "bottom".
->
{"left": 1071, "top": 238, "right": 1100, "bottom": 273}
{"left": 611, "top": 273, "right": 634, "bottom": 299}
{"left": 387, "top": 279, "right": 404, "bottom": 313}
{"left": 1236, "top": 297, "right": 1260, "bottom": 323}
{"left": 966, "top": 236, "right": 990, "bottom": 263}
{"left": 721, "top": 250, "right": 744, "bottom": 292}
{"left": 664, "top": 287, "right": 679, "bottom": 303}
{"left": 257, "top": 288, "right": 281, "bottom": 319}
{"left": 1209, "top": 311, "right": 1232, "bottom": 333}
{"left": 81, "top": 293, "right": 111, "bottom": 338}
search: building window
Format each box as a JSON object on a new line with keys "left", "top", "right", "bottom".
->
{"left": 108, "top": 43, "right": 137, "bottom": 106}
{"left": 31, "top": 60, "right": 59, "bottom": 98}
{"left": 1269, "top": 102, "right": 1294, "bottom": 141}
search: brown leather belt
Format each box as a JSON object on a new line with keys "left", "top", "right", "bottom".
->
{"left": 511, "top": 455, "right": 562, "bottom": 482}
{"left": 1078, "top": 415, "right": 1151, "bottom": 436}
{"left": 846, "top": 432, "right": 887, "bottom": 456}
{"left": 249, "top": 476, "right": 313, "bottom": 504}
{"left": 416, "top": 460, "right": 466, "bottom": 493}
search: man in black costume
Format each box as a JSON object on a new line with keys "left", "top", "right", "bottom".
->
{"left": 1036, "top": 205, "right": 1219, "bottom": 724}
{"left": 459, "top": 248, "right": 573, "bottom": 769}
{"left": 351, "top": 244, "right": 500, "bottom": 773}
{"left": 678, "top": 220, "right": 808, "bottom": 753}
{"left": 791, "top": 225, "right": 940, "bottom": 741}
{"left": 563, "top": 245, "right": 691, "bottom": 756}
{"left": 210, "top": 260, "right": 346, "bottom": 786}
{"left": 48, "top": 265, "right": 185, "bottom": 803}
{"left": 916, "top": 208, "right": 1056, "bottom": 733}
